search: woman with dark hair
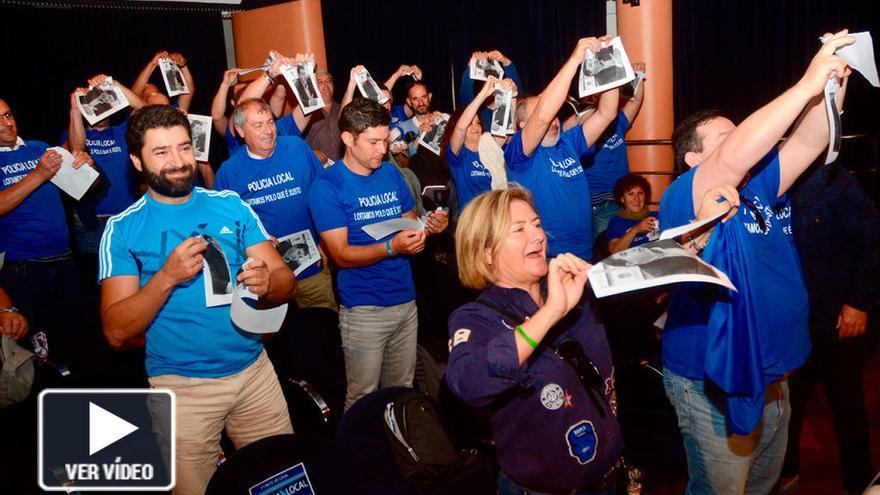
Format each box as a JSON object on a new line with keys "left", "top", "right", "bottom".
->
{"left": 606, "top": 173, "right": 658, "bottom": 253}
{"left": 447, "top": 187, "right": 625, "bottom": 495}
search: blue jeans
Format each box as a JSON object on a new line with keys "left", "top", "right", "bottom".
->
{"left": 497, "top": 470, "right": 615, "bottom": 495}
{"left": 663, "top": 370, "right": 790, "bottom": 495}
{"left": 591, "top": 199, "right": 619, "bottom": 244}
{"left": 339, "top": 300, "right": 418, "bottom": 410}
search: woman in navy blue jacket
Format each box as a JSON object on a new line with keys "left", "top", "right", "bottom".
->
{"left": 446, "top": 187, "right": 624, "bottom": 495}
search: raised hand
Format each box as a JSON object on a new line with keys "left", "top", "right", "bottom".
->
{"left": 796, "top": 29, "right": 854, "bottom": 97}
{"left": 544, "top": 253, "right": 590, "bottom": 317}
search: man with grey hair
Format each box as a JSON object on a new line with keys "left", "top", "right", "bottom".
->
{"left": 214, "top": 97, "right": 336, "bottom": 311}
{"left": 504, "top": 36, "right": 620, "bottom": 261}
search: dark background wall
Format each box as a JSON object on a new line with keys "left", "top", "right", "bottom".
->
{"left": 1, "top": 0, "right": 877, "bottom": 158}
{"left": 321, "top": 0, "right": 605, "bottom": 111}
{"left": 0, "top": 3, "right": 228, "bottom": 146}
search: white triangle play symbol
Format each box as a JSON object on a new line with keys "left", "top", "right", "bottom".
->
{"left": 89, "top": 402, "right": 139, "bottom": 456}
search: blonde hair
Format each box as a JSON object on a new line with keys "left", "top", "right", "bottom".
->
{"left": 455, "top": 187, "right": 537, "bottom": 290}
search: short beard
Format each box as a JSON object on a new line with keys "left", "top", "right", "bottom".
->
{"left": 541, "top": 132, "right": 560, "bottom": 148}
{"left": 142, "top": 164, "right": 195, "bottom": 198}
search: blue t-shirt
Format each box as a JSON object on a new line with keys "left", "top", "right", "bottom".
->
{"left": 215, "top": 136, "right": 324, "bottom": 279}
{"left": 98, "top": 188, "right": 270, "bottom": 378}
{"left": 224, "top": 113, "right": 301, "bottom": 155}
{"left": 390, "top": 105, "right": 408, "bottom": 128}
{"left": 0, "top": 141, "right": 69, "bottom": 260}
{"left": 61, "top": 122, "right": 138, "bottom": 216}
{"left": 445, "top": 144, "right": 490, "bottom": 209}
{"left": 658, "top": 149, "right": 810, "bottom": 379}
{"left": 583, "top": 112, "right": 631, "bottom": 197}
{"left": 605, "top": 211, "right": 658, "bottom": 248}
{"left": 308, "top": 161, "right": 416, "bottom": 307}
{"left": 504, "top": 127, "right": 596, "bottom": 259}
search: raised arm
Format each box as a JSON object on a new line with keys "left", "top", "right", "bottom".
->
{"left": 450, "top": 76, "right": 498, "bottom": 154}
{"left": 582, "top": 84, "right": 620, "bottom": 146}
{"left": 211, "top": 69, "right": 240, "bottom": 135}
{"left": 778, "top": 44, "right": 851, "bottom": 195}
{"left": 520, "top": 37, "right": 605, "bottom": 156}
{"left": 621, "top": 75, "right": 645, "bottom": 125}
{"left": 341, "top": 65, "right": 366, "bottom": 109}
{"left": 384, "top": 64, "right": 421, "bottom": 92}
{"left": 692, "top": 31, "right": 853, "bottom": 208}
{"left": 132, "top": 51, "right": 168, "bottom": 97}
{"left": 65, "top": 88, "right": 88, "bottom": 152}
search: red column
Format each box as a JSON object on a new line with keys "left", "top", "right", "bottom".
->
{"left": 616, "top": 0, "right": 674, "bottom": 204}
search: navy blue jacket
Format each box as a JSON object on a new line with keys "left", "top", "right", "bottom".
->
{"left": 790, "top": 164, "right": 880, "bottom": 340}
{"left": 446, "top": 284, "right": 623, "bottom": 492}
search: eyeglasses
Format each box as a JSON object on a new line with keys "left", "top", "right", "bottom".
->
{"left": 555, "top": 337, "right": 607, "bottom": 417}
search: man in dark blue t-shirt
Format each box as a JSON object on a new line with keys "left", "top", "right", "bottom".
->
{"left": 658, "top": 32, "right": 855, "bottom": 494}
{"left": 309, "top": 98, "right": 448, "bottom": 410}
{"left": 0, "top": 98, "right": 94, "bottom": 342}
{"left": 215, "top": 97, "right": 335, "bottom": 311}
{"left": 504, "top": 36, "right": 620, "bottom": 261}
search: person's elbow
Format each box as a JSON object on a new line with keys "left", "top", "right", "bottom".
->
{"left": 102, "top": 322, "right": 129, "bottom": 350}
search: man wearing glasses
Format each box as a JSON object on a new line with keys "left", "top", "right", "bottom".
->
{"left": 0, "top": 99, "right": 93, "bottom": 341}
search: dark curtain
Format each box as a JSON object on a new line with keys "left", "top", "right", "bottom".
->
{"left": 0, "top": 3, "right": 228, "bottom": 145}
{"left": 322, "top": 0, "right": 607, "bottom": 112}
{"left": 673, "top": 0, "right": 880, "bottom": 136}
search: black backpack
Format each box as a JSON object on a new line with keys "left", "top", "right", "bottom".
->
{"left": 382, "top": 390, "right": 468, "bottom": 484}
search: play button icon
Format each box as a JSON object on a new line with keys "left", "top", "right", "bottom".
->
{"left": 89, "top": 402, "right": 139, "bottom": 455}
{"left": 39, "top": 389, "right": 175, "bottom": 491}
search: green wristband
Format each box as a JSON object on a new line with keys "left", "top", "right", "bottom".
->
{"left": 515, "top": 325, "right": 538, "bottom": 349}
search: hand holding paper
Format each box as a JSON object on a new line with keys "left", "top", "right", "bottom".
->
{"left": 47, "top": 147, "right": 100, "bottom": 200}
{"left": 236, "top": 257, "right": 271, "bottom": 298}
{"left": 162, "top": 237, "right": 207, "bottom": 286}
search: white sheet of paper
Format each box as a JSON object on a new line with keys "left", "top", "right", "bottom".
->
{"left": 659, "top": 209, "right": 728, "bottom": 241}
{"left": 361, "top": 217, "right": 424, "bottom": 240}
{"left": 823, "top": 77, "right": 842, "bottom": 165}
{"left": 835, "top": 31, "right": 880, "bottom": 87}
{"left": 230, "top": 282, "right": 288, "bottom": 334}
{"left": 48, "top": 147, "right": 99, "bottom": 200}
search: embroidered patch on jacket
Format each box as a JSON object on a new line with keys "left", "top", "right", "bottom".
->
{"left": 451, "top": 329, "right": 471, "bottom": 348}
{"left": 566, "top": 420, "right": 598, "bottom": 464}
{"left": 540, "top": 383, "right": 565, "bottom": 410}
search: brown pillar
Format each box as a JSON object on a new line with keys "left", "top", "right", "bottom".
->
{"left": 616, "top": 0, "right": 674, "bottom": 204}
{"left": 232, "top": 0, "right": 327, "bottom": 74}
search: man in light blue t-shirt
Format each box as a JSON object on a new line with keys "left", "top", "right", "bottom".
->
{"left": 99, "top": 105, "right": 296, "bottom": 495}
{"left": 215, "top": 97, "right": 335, "bottom": 311}
{"left": 658, "top": 32, "right": 854, "bottom": 495}
{"left": 504, "top": 36, "right": 620, "bottom": 261}
{"left": 309, "top": 98, "right": 448, "bottom": 410}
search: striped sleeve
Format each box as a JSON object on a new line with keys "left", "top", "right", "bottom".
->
{"left": 98, "top": 200, "right": 145, "bottom": 281}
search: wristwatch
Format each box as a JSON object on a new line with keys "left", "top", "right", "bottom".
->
{"left": 0, "top": 306, "right": 19, "bottom": 313}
